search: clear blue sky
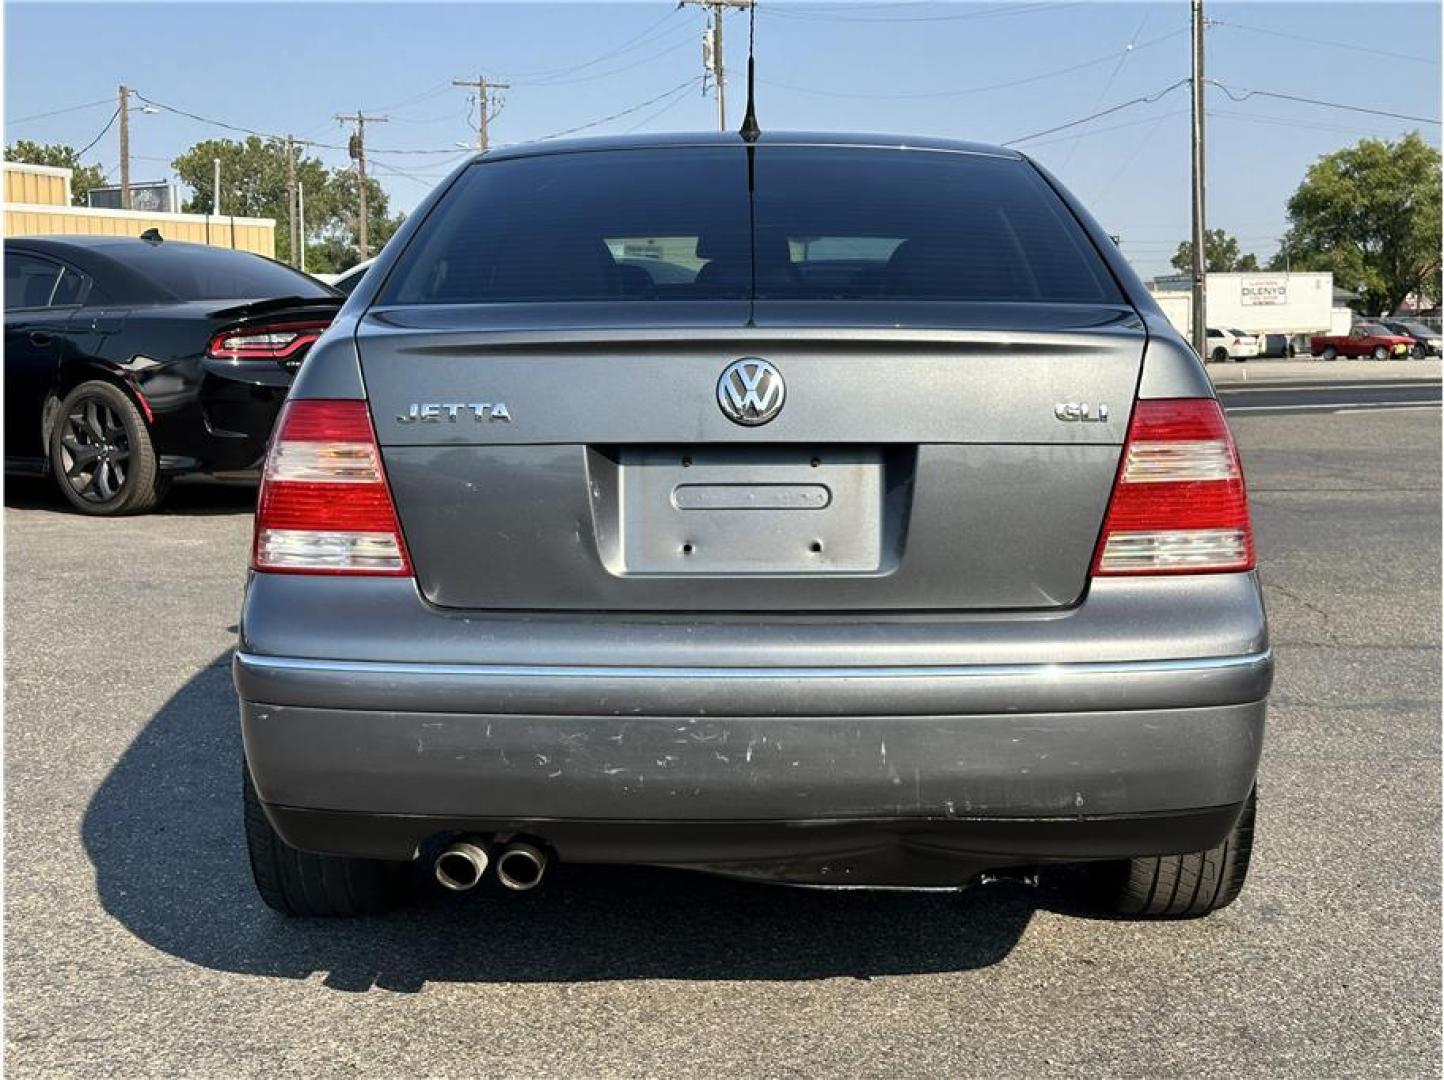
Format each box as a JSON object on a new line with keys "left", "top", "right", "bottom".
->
{"left": 5, "top": 1, "right": 1440, "bottom": 278}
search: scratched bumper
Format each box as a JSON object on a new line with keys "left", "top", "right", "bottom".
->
{"left": 235, "top": 573, "right": 1270, "bottom": 869}
{"left": 238, "top": 658, "right": 1267, "bottom": 856}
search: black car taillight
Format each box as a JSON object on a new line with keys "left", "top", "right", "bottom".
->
{"left": 207, "top": 319, "right": 332, "bottom": 362}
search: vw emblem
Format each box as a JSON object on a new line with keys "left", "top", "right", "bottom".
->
{"left": 717, "top": 358, "right": 785, "bottom": 426}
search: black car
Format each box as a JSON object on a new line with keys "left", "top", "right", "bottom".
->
{"left": 4, "top": 235, "right": 341, "bottom": 514}
{"left": 1380, "top": 319, "right": 1442, "bottom": 358}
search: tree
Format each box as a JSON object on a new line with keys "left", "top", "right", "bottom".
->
{"left": 170, "top": 136, "right": 402, "bottom": 271}
{"left": 171, "top": 136, "right": 333, "bottom": 266}
{"left": 4, "top": 140, "right": 107, "bottom": 206}
{"left": 1171, "top": 229, "right": 1262, "bottom": 274}
{"left": 321, "top": 168, "right": 405, "bottom": 271}
{"left": 1276, "top": 131, "right": 1442, "bottom": 314}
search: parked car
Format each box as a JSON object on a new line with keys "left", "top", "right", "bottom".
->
{"left": 1204, "top": 327, "right": 1260, "bottom": 363}
{"left": 4, "top": 235, "right": 342, "bottom": 514}
{"left": 324, "top": 257, "right": 376, "bottom": 297}
{"left": 236, "top": 132, "right": 1270, "bottom": 919}
{"left": 1310, "top": 322, "right": 1414, "bottom": 360}
{"left": 1379, "top": 319, "right": 1442, "bottom": 358}
{"left": 1259, "top": 333, "right": 1299, "bottom": 359}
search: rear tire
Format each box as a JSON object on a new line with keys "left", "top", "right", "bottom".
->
{"left": 1093, "top": 787, "right": 1256, "bottom": 918}
{"left": 1321, "top": 346, "right": 1338, "bottom": 360}
{"left": 1372, "top": 345, "right": 1390, "bottom": 360}
{"left": 243, "top": 763, "right": 408, "bottom": 916}
{"left": 1211, "top": 347, "right": 1229, "bottom": 363}
{"left": 1412, "top": 343, "right": 1427, "bottom": 359}
{"left": 49, "top": 380, "right": 167, "bottom": 515}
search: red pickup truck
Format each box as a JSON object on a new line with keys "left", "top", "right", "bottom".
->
{"left": 1310, "top": 323, "right": 1415, "bottom": 360}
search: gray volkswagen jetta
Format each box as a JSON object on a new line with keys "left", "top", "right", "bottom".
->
{"left": 235, "top": 132, "right": 1271, "bottom": 917}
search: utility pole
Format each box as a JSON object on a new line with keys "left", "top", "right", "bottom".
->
{"left": 335, "top": 111, "right": 388, "bottom": 259}
{"left": 1189, "top": 0, "right": 1208, "bottom": 358}
{"left": 683, "top": 0, "right": 753, "bottom": 131}
{"left": 298, "top": 182, "right": 306, "bottom": 273}
{"left": 213, "top": 157, "right": 221, "bottom": 218}
{"left": 452, "top": 76, "right": 510, "bottom": 152}
{"left": 117, "top": 84, "right": 131, "bottom": 210}
{"left": 285, "top": 135, "right": 299, "bottom": 267}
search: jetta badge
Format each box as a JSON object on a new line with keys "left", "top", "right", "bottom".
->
{"left": 397, "top": 402, "right": 512, "bottom": 423}
{"left": 717, "top": 358, "right": 785, "bottom": 426}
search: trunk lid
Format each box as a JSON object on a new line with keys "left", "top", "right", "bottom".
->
{"left": 358, "top": 302, "right": 1143, "bottom": 611}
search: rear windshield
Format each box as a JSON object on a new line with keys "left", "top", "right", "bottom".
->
{"left": 378, "top": 145, "right": 1121, "bottom": 305}
{"left": 117, "top": 244, "right": 333, "bottom": 301}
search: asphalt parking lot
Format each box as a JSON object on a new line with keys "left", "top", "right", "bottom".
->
{"left": 4, "top": 399, "right": 1439, "bottom": 1077}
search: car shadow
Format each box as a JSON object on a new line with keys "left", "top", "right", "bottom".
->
{"left": 5, "top": 476, "right": 257, "bottom": 516}
{"left": 82, "top": 654, "right": 1045, "bottom": 991}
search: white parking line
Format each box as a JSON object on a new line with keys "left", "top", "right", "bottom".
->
{"left": 1226, "top": 402, "right": 1440, "bottom": 413}
{"left": 1219, "top": 382, "right": 1442, "bottom": 393}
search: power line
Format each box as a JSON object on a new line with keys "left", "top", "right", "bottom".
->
{"left": 367, "top": 81, "right": 453, "bottom": 113}
{"left": 496, "top": 7, "right": 685, "bottom": 81}
{"left": 1209, "top": 18, "right": 1439, "bottom": 66}
{"left": 1057, "top": 10, "right": 1151, "bottom": 172}
{"left": 526, "top": 77, "right": 705, "bottom": 143}
{"left": 6, "top": 97, "right": 114, "bottom": 126}
{"left": 760, "top": 0, "right": 1079, "bottom": 24}
{"left": 510, "top": 32, "right": 698, "bottom": 89}
{"left": 1208, "top": 108, "right": 1419, "bottom": 138}
{"left": 624, "top": 79, "right": 704, "bottom": 132}
{"left": 75, "top": 106, "right": 122, "bottom": 158}
{"left": 1207, "top": 80, "right": 1441, "bottom": 125}
{"left": 759, "top": 25, "right": 1186, "bottom": 101}
{"left": 1003, "top": 78, "right": 1191, "bottom": 146}
{"left": 1025, "top": 107, "right": 1189, "bottom": 151}
{"left": 508, "top": 19, "right": 698, "bottom": 87}
{"left": 128, "top": 91, "right": 466, "bottom": 156}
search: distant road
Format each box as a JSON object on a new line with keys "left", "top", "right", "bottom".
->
{"left": 1218, "top": 380, "right": 1441, "bottom": 413}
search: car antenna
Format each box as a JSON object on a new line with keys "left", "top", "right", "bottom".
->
{"left": 739, "top": 0, "right": 760, "bottom": 142}
{"left": 139, "top": 228, "right": 163, "bottom": 243}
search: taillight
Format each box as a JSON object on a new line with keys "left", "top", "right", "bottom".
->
{"left": 1092, "top": 398, "right": 1254, "bottom": 576}
{"left": 252, "top": 400, "right": 411, "bottom": 576}
{"left": 208, "top": 320, "right": 331, "bottom": 361}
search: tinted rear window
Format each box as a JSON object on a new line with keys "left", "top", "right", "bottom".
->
{"left": 378, "top": 145, "right": 1121, "bottom": 305}
{"left": 115, "top": 244, "right": 333, "bottom": 301}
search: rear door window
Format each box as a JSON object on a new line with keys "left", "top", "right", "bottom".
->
{"left": 378, "top": 144, "right": 1121, "bottom": 305}
{"left": 5, "top": 253, "right": 64, "bottom": 309}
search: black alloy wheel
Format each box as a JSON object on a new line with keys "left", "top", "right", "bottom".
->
{"left": 49, "top": 381, "right": 166, "bottom": 515}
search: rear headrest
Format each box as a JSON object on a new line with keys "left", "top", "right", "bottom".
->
{"left": 883, "top": 235, "right": 1032, "bottom": 299}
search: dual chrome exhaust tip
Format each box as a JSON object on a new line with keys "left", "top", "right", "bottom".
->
{"left": 434, "top": 838, "right": 548, "bottom": 892}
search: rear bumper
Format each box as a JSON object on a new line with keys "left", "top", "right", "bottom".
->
{"left": 236, "top": 573, "right": 1270, "bottom": 882}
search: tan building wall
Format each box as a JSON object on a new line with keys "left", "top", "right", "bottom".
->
{"left": 4, "top": 160, "right": 276, "bottom": 257}
{"left": 5, "top": 203, "right": 276, "bottom": 257}
{"left": 4, "top": 162, "right": 72, "bottom": 207}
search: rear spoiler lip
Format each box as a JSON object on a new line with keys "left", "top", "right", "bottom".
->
{"left": 207, "top": 295, "right": 345, "bottom": 323}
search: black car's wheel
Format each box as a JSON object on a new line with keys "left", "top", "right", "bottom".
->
{"left": 49, "top": 381, "right": 166, "bottom": 515}
{"left": 1321, "top": 346, "right": 1338, "bottom": 360}
{"left": 1092, "top": 787, "right": 1256, "bottom": 918}
{"left": 243, "top": 763, "right": 409, "bottom": 917}
{"left": 1210, "top": 347, "right": 1229, "bottom": 363}
{"left": 1372, "top": 345, "right": 1390, "bottom": 360}
{"left": 1412, "top": 343, "right": 1427, "bottom": 359}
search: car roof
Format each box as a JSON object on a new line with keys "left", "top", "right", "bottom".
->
{"left": 474, "top": 130, "right": 1023, "bottom": 165}
{"left": 5, "top": 235, "right": 305, "bottom": 304}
